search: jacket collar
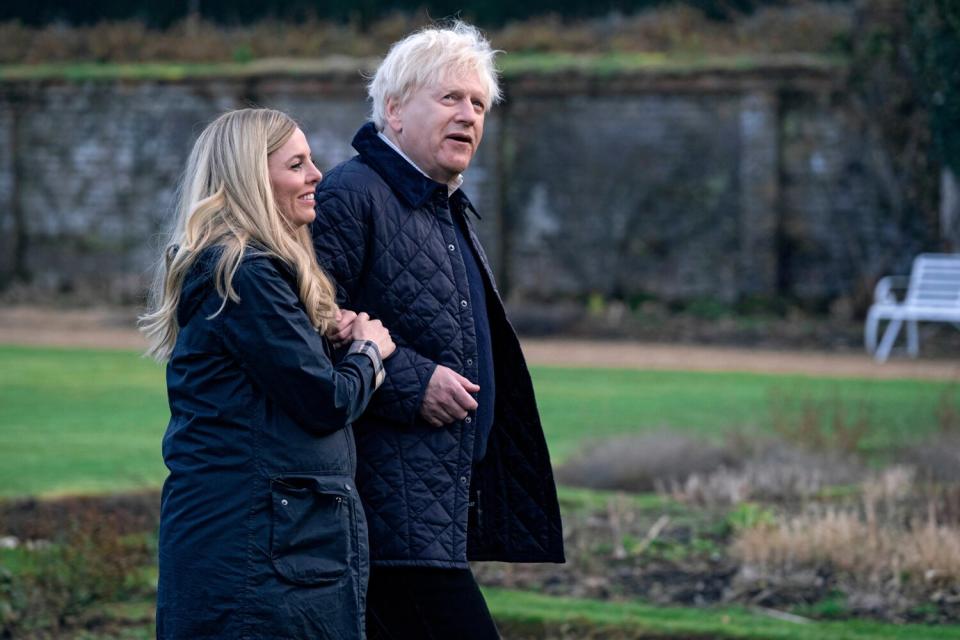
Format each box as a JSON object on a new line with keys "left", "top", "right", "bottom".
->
{"left": 351, "top": 122, "right": 481, "bottom": 219}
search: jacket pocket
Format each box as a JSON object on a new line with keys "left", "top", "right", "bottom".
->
{"left": 269, "top": 475, "right": 354, "bottom": 585}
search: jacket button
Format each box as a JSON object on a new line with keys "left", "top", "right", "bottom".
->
{"left": 281, "top": 499, "right": 288, "bottom": 506}
{"left": 344, "top": 483, "right": 351, "bottom": 491}
{"left": 465, "top": 416, "right": 472, "bottom": 424}
{"left": 466, "top": 358, "right": 473, "bottom": 366}
{"left": 448, "top": 244, "right": 456, "bottom": 252}
{"left": 460, "top": 476, "right": 468, "bottom": 485}
{"left": 460, "top": 300, "right": 468, "bottom": 308}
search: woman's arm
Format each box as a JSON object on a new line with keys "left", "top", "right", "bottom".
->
{"left": 219, "top": 257, "right": 379, "bottom": 435}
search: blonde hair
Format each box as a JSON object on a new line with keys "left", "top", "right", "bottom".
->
{"left": 139, "top": 108, "right": 338, "bottom": 362}
{"left": 368, "top": 20, "right": 503, "bottom": 131}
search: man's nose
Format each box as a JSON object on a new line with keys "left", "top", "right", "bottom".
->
{"left": 454, "top": 99, "right": 478, "bottom": 123}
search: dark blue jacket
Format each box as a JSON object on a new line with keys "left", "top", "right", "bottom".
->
{"left": 157, "top": 249, "right": 378, "bottom": 639}
{"left": 312, "top": 123, "right": 565, "bottom": 568}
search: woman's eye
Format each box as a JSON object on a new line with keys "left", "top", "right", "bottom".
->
{"left": 291, "top": 162, "right": 303, "bottom": 170}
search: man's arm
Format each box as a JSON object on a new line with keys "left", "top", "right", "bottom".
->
{"left": 313, "top": 186, "right": 440, "bottom": 427}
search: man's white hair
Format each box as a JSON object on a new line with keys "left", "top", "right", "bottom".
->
{"left": 368, "top": 21, "right": 503, "bottom": 131}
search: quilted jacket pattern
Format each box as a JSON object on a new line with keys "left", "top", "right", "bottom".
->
{"left": 312, "top": 123, "right": 564, "bottom": 568}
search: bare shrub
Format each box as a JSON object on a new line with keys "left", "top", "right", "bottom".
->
{"left": 608, "top": 6, "right": 721, "bottom": 54}
{"left": 901, "top": 438, "right": 960, "bottom": 486}
{"left": 559, "top": 430, "right": 866, "bottom": 503}
{"left": 735, "top": 507, "right": 960, "bottom": 583}
{"left": 734, "top": 2, "right": 852, "bottom": 54}
{"left": 496, "top": 3, "right": 851, "bottom": 57}
{"left": 475, "top": 458, "right": 960, "bottom": 622}
{"left": 493, "top": 14, "right": 597, "bottom": 54}
{"left": 670, "top": 443, "right": 864, "bottom": 506}
{"left": 732, "top": 468, "right": 960, "bottom": 601}
{"left": 919, "top": 484, "right": 960, "bottom": 527}
{"left": 897, "top": 392, "right": 960, "bottom": 484}
{"left": 0, "top": 2, "right": 853, "bottom": 64}
{"left": 0, "top": 491, "right": 160, "bottom": 541}
{"left": 767, "top": 388, "right": 871, "bottom": 455}
{"left": 0, "top": 21, "right": 33, "bottom": 63}
{"left": 0, "top": 518, "right": 151, "bottom": 637}
{"left": 556, "top": 432, "right": 738, "bottom": 492}
{"left": 936, "top": 381, "right": 960, "bottom": 434}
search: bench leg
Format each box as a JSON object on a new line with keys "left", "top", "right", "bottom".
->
{"left": 865, "top": 309, "right": 881, "bottom": 355}
{"left": 907, "top": 320, "right": 919, "bottom": 357}
{"left": 876, "top": 317, "right": 903, "bottom": 363}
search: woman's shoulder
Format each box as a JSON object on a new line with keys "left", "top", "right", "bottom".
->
{"left": 228, "top": 249, "right": 303, "bottom": 307}
{"left": 235, "top": 246, "right": 295, "bottom": 281}
{"left": 182, "top": 245, "right": 292, "bottom": 301}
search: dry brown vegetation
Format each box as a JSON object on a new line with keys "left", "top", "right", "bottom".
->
{"left": 731, "top": 469, "right": 960, "bottom": 618}
{"left": 0, "top": 2, "right": 852, "bottom": 64}
{"left": 546, "top": 388, "right": 960, "bottom": 622}
{"left": 556, "top": 432, "right": 738, "bottom": 493}
{"left": 0, "top": 496, "right": 157, "bottom": 637}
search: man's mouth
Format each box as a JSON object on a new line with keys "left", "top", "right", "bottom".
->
{"left": 446, "top": 133, "right": 472, "bottom": 145}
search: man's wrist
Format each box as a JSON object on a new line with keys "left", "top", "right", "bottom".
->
{"left": 348, "top": 340, "right": 385, "bottom": 389}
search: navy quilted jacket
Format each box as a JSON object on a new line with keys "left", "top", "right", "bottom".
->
{"left": 158, "top": 250, "right": 376, "bottom": 639}
{"left": 312, "top": 123, "right": 565, "bottom": 568}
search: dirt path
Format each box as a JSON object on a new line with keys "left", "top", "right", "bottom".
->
{"left": 520, "top": 339, "right": 959, "bottom": 380}
{"left": 1, "top": 306, "right": 957, "bottom": 380}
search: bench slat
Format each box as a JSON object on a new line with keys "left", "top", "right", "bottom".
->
{"left": 866, "top": 253, "right": 960, "bottom": 361}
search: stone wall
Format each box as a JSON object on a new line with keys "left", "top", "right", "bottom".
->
{"left": 0, "top": 64, "right": 927, "bottom": 310}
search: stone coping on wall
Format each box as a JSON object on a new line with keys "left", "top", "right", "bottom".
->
{"left": 0, "top": 52, "right": 846, "bottom": 95}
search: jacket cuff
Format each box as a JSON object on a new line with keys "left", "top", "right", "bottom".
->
{"left": 348, "top": 339, "right": 385, "bottom": 390}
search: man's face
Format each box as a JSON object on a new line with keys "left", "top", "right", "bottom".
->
{"left": 386, "top": 69, "right": 488, "bottom": 184}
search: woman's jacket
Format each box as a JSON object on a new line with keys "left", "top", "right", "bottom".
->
{"left": 156, "top": 250, "right": 378, "bottom": 640}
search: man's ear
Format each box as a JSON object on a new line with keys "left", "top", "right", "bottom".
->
{"left": 385, "top": 96, "right": 403, "bottom": 135}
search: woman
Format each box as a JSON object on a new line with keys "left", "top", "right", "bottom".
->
{"left": 140, "top": 108, "right": 393, "bottom": 639}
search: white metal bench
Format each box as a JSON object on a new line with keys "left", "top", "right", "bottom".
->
{"left": 865, "top": 253, "right": 960, "bottom": 362}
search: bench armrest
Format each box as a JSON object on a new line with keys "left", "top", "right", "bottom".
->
{"left": 874, "top": 275, "right": 910, "bottom": 304}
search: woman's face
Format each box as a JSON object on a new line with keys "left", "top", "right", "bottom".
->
{"left": 268, "top": 127, "right": 322, "bottom": 228}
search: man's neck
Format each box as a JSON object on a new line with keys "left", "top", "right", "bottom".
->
{"left": 378, "top": 129, "right": 463, "bottom": 195}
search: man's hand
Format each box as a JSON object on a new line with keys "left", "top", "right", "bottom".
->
{"left": 420, "top": 365, "right": 480, "bottom": 427}
{"left": 327, "top": 309, "right": 358, "bottom": 347}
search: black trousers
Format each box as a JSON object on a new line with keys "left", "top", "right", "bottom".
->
{"left": 366, "top": 566, "right": 500, "bottom": 640}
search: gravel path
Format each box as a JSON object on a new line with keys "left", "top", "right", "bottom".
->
{"left": 1, "top": 306, "right": 957, "bottom": 380}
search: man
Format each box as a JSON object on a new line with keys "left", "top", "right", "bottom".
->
{"left": 312, "top": 21, "right": 564, "bottom": 639}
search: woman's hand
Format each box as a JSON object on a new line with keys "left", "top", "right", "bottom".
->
{"left": 327, "top": 309, "right": 358, "bottom": 347}
{"left": 352, "top": 312, "right": 395, "bottom": 359}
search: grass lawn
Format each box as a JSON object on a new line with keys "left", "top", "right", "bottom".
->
{"left": 40, "top": 589, "right": 960, "bottom": 639}
{"left": 0, "top": 344, "right": 953, "bottom": 497}
{"left": 531, "top": 366, "right": 953, "bottom": 461}
{"left": 12, "top": 589, "right": 958, "bottom": 639}
{"left": 485, "top": 589, "right": 960, "bottom": 639}
{"left": 0, "top": 345, "right": 169, "bottom": 497}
